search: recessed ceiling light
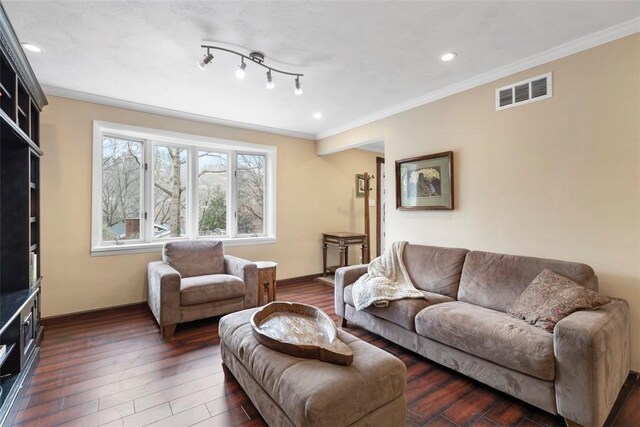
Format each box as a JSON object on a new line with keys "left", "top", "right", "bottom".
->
{"left": 440, "top": 52, "right": 457, "bottom": 62}
{"left": 21, "top": 42, "right": 43, "bottom": 53}
{"left": 313, "top": 112, "right": 322, "bottom": 119}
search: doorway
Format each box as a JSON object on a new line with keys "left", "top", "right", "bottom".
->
{"left": 376, "top": 156, "right": 385, "bottom": 257}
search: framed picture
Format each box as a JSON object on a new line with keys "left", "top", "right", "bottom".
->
{"left": 395, "top": 151, "right": 453, "bottom": 210}
{"left": 355, "top": 174, "right": 365, "bottom": 198}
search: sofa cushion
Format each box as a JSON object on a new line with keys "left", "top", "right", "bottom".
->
{"left": 163, "top": 240, "right": 225, "bottom": 278}
{"left": 403, "top": 244, "right": 469, "bottom": 298}
{"left": 507, "top": 269, "right": 611, "bottom": 332}
{"left": 180, "top": 274, "right": 245, "bottom": 306}
{"left": 415, "top": 301, "right": 555, "bottom": 381}
{"left": 344, "top": 284, "right": 454, "bottom": 331}
{"left": 458, "top": 251, "right": 597, "bottom": 313}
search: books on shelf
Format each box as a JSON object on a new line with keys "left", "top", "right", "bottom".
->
{"left": 29, "top": 252, "right": 37, "bottom": 286}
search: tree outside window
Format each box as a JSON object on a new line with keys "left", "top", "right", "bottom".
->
{"left": 101, "top": 137, "right": 143, "bottom": 242}
{"left": 198, "top": 151, "right": 228, "bottom": 236}
{"left": 153, "top": 145, "right": 187, "bottom": 238}
{"left": 237, "top": 153, "right": 265, "bottom": 235}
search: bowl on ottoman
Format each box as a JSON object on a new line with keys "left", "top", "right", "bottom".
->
{"left": 219, "top": 308, "right": 407, "bottom": 427}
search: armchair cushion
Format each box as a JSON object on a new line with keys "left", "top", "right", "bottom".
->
{"left": 180, "top": 274, "right": 245, "bottom": 306}
{"left": 163, "top": 240, "right": 224, "bottom": 278}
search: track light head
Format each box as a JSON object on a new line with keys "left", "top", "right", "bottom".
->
{"left": 197, "top": 52, "right": 214, "bottom": 70}
{"left": 266, "top": 70, "right": 275, "bottom": 89}
{"left": 198, "top": 45, "right": 304, "bottom": 94}
{"left": 294, "top": 76, "right": 303, "bottom": 95}
{"left": 236, "top": 59, "right": 247, "bottom": 79}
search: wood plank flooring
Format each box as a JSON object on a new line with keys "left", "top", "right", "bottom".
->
{"left": 11, "top": 281, "right": 640, "bottom": 427}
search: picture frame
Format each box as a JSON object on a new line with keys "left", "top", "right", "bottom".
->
{"left": 395, "top": 151, "right": 454, "bottom": 210}
{"left": 355, "top": 174, "right": 365, "bottom": 198}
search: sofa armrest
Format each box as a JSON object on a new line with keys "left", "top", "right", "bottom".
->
{"left": 334, "top": 264, "right": 369, "bottom": 318}
{"left": 147, "top": 261, "right": 181, "bottom": 326}
{"left": 554, "top": 298, "right": 630, "bottom": 427}
{"left": 224, "top": 255, "right": 258, "bottom": 308}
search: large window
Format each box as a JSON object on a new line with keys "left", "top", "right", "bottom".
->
{"left": 92, "top": 122, "right": 276, "bottom": 255}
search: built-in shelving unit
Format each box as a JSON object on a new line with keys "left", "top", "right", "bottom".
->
{"left": 0, "top": 3, "right": 47, "bottom": 425}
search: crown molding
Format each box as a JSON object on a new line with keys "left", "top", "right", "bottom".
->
{"left": 42, "top": 85, "right": 315, "bottom": 140}
{"left": 315, "top": 17, "right": 640, "bottom": 140}
{"left": 41, "top": 16, "right": 640, "bottom": 143}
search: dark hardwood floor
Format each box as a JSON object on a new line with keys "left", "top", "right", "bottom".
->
{"left": 11, "top": 281, "right": 640, "bottom": 427}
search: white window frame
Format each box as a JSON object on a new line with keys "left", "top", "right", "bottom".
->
{"left": 91, "top": 121, "right": 277, "bottom": 256}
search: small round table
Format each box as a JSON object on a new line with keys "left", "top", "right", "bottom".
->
{"left": 255, "top": 261, "right": 278, "bottom": 305}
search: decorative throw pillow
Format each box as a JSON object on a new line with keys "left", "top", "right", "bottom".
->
{"left": 507, "top": 269, "right": 611, "bottom": 332}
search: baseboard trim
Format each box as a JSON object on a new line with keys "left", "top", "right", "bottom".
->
{"left": 277, "top": 273, "right": 323, "bottom": 286}
{"left": 41, "top": 275, "right": 323, "bottom": 323}
{"left": 41, "top": 302, "right": 147, "bottom": 326}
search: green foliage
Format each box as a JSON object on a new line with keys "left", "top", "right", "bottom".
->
{"left": 199, "top": 186, "right": 227, "bottom": 234}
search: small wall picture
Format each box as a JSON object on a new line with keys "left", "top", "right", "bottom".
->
{"left": 355, "top": 174, "right": 366, "bottom": 198}
{"left": 395, "top": 151, "right": 453, "bottom": 210}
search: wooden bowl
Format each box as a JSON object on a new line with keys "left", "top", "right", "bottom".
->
{"left": 250, "top": 301, "right": 353, "bottom": 365}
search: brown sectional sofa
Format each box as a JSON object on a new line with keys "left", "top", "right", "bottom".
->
{"left": 335, "top": 244, "right": 630, "bottom": 427}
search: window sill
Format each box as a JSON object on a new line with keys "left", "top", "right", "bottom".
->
{"left": 91, "top": 236, "right": 277, "bottom": 257}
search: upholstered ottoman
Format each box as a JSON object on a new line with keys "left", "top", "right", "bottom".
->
{"left": 219, "top": 308, "right": 407, "bottom": 427}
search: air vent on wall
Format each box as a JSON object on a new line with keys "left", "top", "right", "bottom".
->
{"left": 495, "top": 72, "right": 552, "bottom": 111}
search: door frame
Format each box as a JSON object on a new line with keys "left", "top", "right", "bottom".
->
{"left": 376, "top": 156, "right": 384, "bottom": 257}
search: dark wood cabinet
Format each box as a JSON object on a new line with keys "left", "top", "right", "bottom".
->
{"left": 0, "top": 3, "right": 47, "bottom": 425}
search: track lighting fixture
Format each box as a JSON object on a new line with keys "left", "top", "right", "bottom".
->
{"left": 236, "top": 59, "right": 247, "bottom": 79}
{"left": 266, "top": 70, "right": 274, "bottom": 89}
{"left": 198, "top": 44, "right": 303, "bottom": 95}
{"left": 294, "top": 76, "right": 303, "bottom": 95}
{"left": 197, "top": 51, "right": 214, "bottom": 70}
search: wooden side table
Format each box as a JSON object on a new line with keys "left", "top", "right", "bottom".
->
{"left": 322, "top": 232, "right": 368, "bottom": 277}
{"left": 256, "top": 261, "right": 278, "bottom": 304}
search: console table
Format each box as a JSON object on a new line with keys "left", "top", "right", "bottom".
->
{"left": 322, "top": 232, "right": 368, "bottom": 277}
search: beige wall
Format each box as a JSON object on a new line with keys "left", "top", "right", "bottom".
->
{"left": 40, "top": 96, "right": 378, "bottom": 317}
{"left": 319, "top": 34, "right": 640, "bottom": 371}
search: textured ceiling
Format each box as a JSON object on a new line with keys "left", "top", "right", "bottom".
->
{"left": 5, "top": 1, "right": 640, "bottom": 139}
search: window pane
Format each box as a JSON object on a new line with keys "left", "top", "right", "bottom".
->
{"left": 236, "top": 153, "right": 266, "bottom": 235}
{"left": 101, "top": 137, "right": 143, "bottom": 241}
{"left": 153, "top": 145, "right": 187, "bottom": 239}
{"left": 198, "top": 151, "right": 228, "bottom": 236}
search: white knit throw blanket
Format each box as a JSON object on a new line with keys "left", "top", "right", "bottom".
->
{"left": 351, "top": 241, "right": 425, "bottom": 311}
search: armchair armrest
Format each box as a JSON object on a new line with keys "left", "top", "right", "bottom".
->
{"left": 147, "top": 261, "right": 181, "bottom": 327}
{"left": 334, "top": 264, "right": 369, "bottom": 318}
{"left": 224, "top": 255, "right": 258, "bottom": 308}
{"left": 554, "top": 298, "right": 630, "bottom": 427}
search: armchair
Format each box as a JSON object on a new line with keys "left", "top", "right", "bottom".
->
{"left": 147, "top": 240, "right": 258, "bottom": 338}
